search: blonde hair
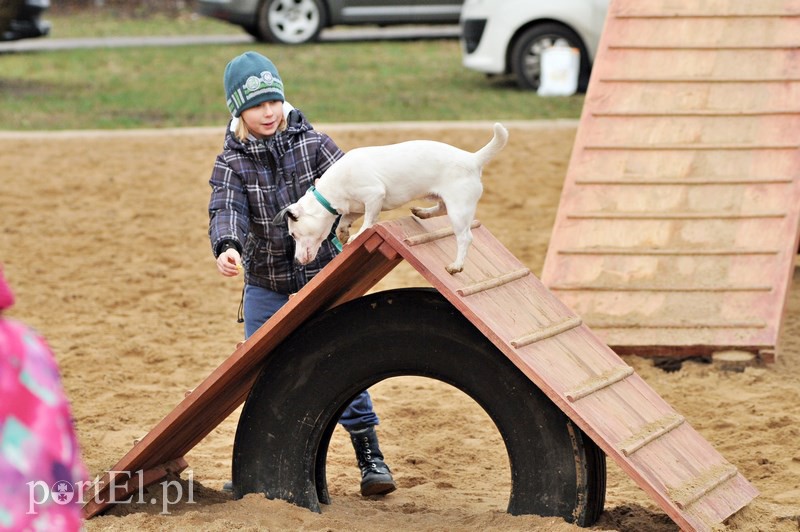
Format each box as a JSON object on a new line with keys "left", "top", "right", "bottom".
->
{"left": 234, "top": 114, "right": 288, "bottom": 142}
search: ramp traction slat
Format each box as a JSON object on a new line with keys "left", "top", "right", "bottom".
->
{"left": 618, "top": 414, "right": 685, "bottom": 456}
{"left": 565, "top": 365, "right": 635, "bottom": 402}
{"left": 510, "top": 316, "right": 582, "bottom": 348}
{"left": 457, "top": 267, "right": 530, "bottom": 296}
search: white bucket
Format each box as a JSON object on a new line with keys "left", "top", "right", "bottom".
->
{"left": 537, "top": 44, "right": 580, "bottom": 97}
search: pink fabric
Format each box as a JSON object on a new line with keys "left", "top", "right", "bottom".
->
{"left": 0, "top": 318, "right": 87, "bottom": 531}
{"left": 0, "top": 269, "right": 13, "bottom": 310}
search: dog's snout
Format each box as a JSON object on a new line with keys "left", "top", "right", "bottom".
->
{"left": 295, "top": 247, "right": 316, "bottom": 265}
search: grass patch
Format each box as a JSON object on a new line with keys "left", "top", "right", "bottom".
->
{"left": 46, "top": 9, "right": 241, "bottom": 38}
{"left": 1, "top": 14, "right": 585, "bottom": 130}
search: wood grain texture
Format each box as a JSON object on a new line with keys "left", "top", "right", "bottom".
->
{"left": 541, "top": 0, "right": 800, "bottom": 361}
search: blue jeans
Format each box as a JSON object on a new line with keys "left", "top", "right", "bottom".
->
{"left": 244, "top": 284, "right": 379, "bottom": 431}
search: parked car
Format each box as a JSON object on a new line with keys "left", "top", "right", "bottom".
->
{"left": 0, "top": 0, "right": 50, "bottom": 41}
{"left": 197, "top": 0, "right": 463, "bottom": 44}
{"left": 460, "top": 0, "right": 608, "bottom": 92}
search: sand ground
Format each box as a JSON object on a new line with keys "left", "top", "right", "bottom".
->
{"left": 1, "top": 123, "right": 798, "bottom": 531}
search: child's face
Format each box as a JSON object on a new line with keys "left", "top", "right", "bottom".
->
{"left": 241, "top": 100, "right": 284, "bottom": 138}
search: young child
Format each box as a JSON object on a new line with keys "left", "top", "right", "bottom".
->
{"left": 0, "top": 266, "right": 87, "bottom": 530}
{"left": 208, "top": 51, "right": 396, "bottom": 497}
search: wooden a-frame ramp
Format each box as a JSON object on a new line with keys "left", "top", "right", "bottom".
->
{"left": 542, "top": 0, "right": 800, "bottom": 362}
{"left": 84, "top": 216, "right": 757, "bottom": 531}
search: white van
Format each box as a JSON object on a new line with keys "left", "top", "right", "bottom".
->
{"left": 460, "top": 0, "right": 608, "bottom": 92}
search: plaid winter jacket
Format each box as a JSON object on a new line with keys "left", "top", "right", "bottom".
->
{"left": 208, "top": 109, "right": 343, "bottom": 294}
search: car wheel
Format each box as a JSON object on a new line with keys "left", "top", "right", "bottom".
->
{"left": 510, "top": 23, "right": 591, "bottom": 92}
{"left": 242, "top": 24, "right": 261, "bottom": 39}
{"left": 255, "top": 0, "right": 326, "bottom": 44}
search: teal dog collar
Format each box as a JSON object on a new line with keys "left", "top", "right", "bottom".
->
{"left": 310, "top": 186, "right": 338, "bottom": 215}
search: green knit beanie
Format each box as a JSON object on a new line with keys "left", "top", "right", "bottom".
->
{"left": 224, "top": 51, "right": 285, "bottom": 117}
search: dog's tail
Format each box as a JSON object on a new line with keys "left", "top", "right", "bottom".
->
{"left": 473, "top": 122, "right": 509, "bottom": 168}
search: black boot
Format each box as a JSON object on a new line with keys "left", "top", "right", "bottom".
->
{"left": 349, "top": 426, "right": 397, "bottom": 496}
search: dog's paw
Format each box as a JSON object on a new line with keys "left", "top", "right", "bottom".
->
{"left": 445, "top": 263, "right": 463, "bottom": 275}
{"left": 411, "top": 206, "right": 441, "bottom": 219}
{"left": 336, "top": 225, "right": 351, "bottom": 245}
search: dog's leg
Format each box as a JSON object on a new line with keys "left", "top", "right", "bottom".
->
{"left": 411, "top": 199, "right": 447, "bottom": 219}
{"left": 347, "top": 195, "right": 384, "bottom": 243}
{"left": 443, "top": 192, "right": 480, "bottom": 274}
{"left": 335, "top": 212, "right": 361, "bottom": 245}
{"left": 446, "top": 224, "right": 473, "bottom": 274}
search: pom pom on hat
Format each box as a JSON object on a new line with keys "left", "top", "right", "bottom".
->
{"left": 224, "top": 51, "right": 285, "bottom": 117}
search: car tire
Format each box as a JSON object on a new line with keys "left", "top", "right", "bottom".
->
{"left": 242, "top": 24, "right": 261, "bottom": 39}
{"left": 232, "top": 288, "right": 606, "bottom": 525}
{"left": 255, "top": 0, "right": 326, "bottom": 44}
{"left": 510, "top": 22, "right": 591, "bottom": 92}
{"left": 0, "top": 1, "right": 23, "bottom": 39}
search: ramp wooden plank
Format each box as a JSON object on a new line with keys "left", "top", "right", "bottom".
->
{"left": 374, "top": 216, "right": 758, "bottom": 532}
{"left": 541, "top": 0, "right": 800, "bottom": 361}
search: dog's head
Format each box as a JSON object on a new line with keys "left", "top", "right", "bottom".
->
{"left": 276, "top": 192, "right": 337, "bottom": 265}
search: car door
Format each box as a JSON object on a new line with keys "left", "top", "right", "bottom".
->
{"left": 409, "top": 0, "right": 462, "bottom": 23}
{"left": 330, "top": 0, "right": 413, "bottom": 25}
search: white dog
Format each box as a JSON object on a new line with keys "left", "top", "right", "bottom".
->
{"left": 282, "top": 122, "right": 509, "bottom": 274}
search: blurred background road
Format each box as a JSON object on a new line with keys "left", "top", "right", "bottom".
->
{"left": 0, "top": 24, "right": 460, "bottom": 52}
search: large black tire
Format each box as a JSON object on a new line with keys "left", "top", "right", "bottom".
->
{"left": 510, "top": 22, "right": 592, "bottom": 93}
{"left": 255, "top": 0, "right": 326, "bottom": 44}
{"left": 233, "top": 288, "right": 605, "bottom": 525}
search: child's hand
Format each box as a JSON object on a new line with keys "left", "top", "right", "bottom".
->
{"left": 216, "top": 248, "right": 243, "bottom": 277}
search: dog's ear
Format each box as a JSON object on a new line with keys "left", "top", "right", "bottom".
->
{"left": 286, "top": 206, "right": 299, "bottom": 222}
{"left": 272, "top": 205, "right": 297, "bottom": 225}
